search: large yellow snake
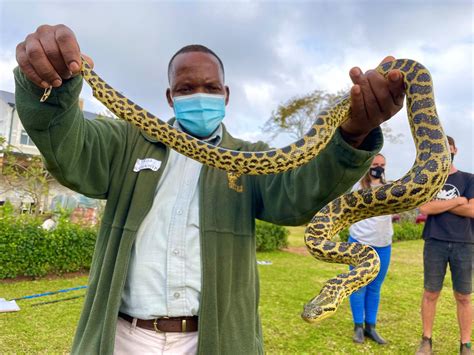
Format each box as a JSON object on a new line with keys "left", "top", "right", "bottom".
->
{"left": 40, "top": 57, "right": 450, "bottom": 323}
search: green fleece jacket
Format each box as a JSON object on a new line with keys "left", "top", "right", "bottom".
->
{"left": 14, "top": 67, "right": 382, "bottom": 354}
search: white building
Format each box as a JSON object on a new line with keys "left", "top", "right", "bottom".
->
{"left": 0, "top": 89, "right": 99, "bottom": 213}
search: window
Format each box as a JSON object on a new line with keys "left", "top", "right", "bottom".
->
{"left": 20, "top": 130, "right": 35, "bottom": 146}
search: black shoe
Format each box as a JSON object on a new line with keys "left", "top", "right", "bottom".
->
{"left": 415, "top": 336, "right": 433, "bottom": 355}
{"left": 460, "top": 342, "right": 472, "bottom": 355}
{"left": 364, "top": 323, "right": 387, "bottom": 345}
{"left": 353, "top": 324, "right": 364, "bottom": 343}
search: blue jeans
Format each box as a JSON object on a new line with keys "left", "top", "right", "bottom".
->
{"left": 348, "top": 235, "right": 392, "bottom": 325}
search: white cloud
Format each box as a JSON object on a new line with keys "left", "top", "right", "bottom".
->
{"left": 0, "top": 0, "right": 472, "bottom": 177}
{"left": 242, "top": 81, "right": 276, "bottom": 115}
{"left": 0, "top": 51, "right": 16, "bottom": 92}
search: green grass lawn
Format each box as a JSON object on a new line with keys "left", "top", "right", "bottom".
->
{"left": 0, "top": 227, "right": 469, "bottom": 354}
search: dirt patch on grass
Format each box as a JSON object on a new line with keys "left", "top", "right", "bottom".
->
{"left": 0, "top": 271, "right": 89, "bottom": 284}
{"left": 283, "top": 246, "right": 309, "bottom": 256}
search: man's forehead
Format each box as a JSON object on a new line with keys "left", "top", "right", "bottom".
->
{"left": 172, "top": 51, "right": 220, "bottom": 69}
{"left": 169, "top": 51, "right": 224, "bottom": 84}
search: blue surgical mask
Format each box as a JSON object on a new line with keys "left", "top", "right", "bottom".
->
{"left": 172, "top": 93, "right": 226, "bottom": 138}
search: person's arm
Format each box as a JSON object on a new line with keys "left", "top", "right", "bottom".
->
{"left": 253, "top": 56, "right": 404, "bottom": 224}
{"left": 419, "top": 196, "right": 468, "bottom": 216}
{"left": 449, "top": 198, "right": 474, "bottom": 218}
{"left": 14, "top": 67, "right": 128, "bottom": 198}
{"left": 14, "top": 24, "right": 128, "bottom": 198}
{"left": 253, "top": 127, "right": 383, "bottom": 225}
{"left": 450, "top": 176, "right": 474, "bottom": 218}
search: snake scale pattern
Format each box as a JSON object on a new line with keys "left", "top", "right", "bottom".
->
{"left": 42, "top": 58, "right": 450, "bottom": 323}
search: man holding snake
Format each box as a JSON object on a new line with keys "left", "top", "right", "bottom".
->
{"left": 14, "top": 24, "right": 405, "bottom": 354}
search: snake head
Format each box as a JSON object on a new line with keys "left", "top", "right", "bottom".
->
{"left": 301, "top": 294, "right": 338, "bottom": 323}
{"left": 301, "top": 304, "right": 323, "bottom": 323}
{"left": 301, "top": 303, "right": 337, "bottom": 323}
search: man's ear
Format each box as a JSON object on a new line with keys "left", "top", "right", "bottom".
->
{"left": 166, "top": 88, "right": 173, "bottom": 108}
{"left": 225, "top": 86, "right": 230, "bottom": 105}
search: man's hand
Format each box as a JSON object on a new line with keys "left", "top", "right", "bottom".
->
{"left": 340, "top": 56, "right": 405, "bottom": 147}
{"left": 16, "top": 24, "right": 93, "bottom": 89}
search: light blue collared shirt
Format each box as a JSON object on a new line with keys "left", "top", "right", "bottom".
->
{"left": 120, "top": 123, "right": 222, "bottom": 319}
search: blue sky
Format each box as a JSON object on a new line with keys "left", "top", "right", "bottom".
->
{"left": 0, "top": 0, "right": 472, "bottom": 180}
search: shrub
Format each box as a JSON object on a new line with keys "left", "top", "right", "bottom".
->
{"left": 337, "top": 221, "right": 423, "bottom": 245}
{"left": 1, "top": 203, "right": 292, "bottom": 277}
{"left": 0, "top": 203, "right": 97, "bottom": 279}
{"left": 393, "top": 221, "right": 424, "bottom": 242}
{"left": 338, "top": 227, "right": 350, "bottom": 242}
{"left": 255, "top": 220, "right": 289, "bottom": 251}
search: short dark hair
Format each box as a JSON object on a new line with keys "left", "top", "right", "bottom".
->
{"left": 447, "top": 135, "right": 456, "bottom": 148}
{"left": 168, "top": 44, "right": 225, "bottom": 83}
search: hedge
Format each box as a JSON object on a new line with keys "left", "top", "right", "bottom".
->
{"left": 2, "top": 198, "right": 423, "bottom": 279}
{"left": 1, "top": 203, "right": 289, "bottom": 278}
{"left": 0, "top": 203, "right": 97, "bottom": 279}
{"left": 392, "top": 221, "right": 425, "bottom": 242}
{"left": 338, "top": 221, "right": 424, "bottom": 243}
{"left": 256, "top": 220, "right": 289, "bottom": 251}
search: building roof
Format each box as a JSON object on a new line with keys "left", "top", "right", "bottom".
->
{"left": 83, "top": 111, "right": 98, "bottom": 120}
{"left": 0, "top": 89, "right": 98, "bottom": 120}
{"left": 0, "top": 90, "right": 15, "bottom": 107}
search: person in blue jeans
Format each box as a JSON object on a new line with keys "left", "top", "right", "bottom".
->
{"left": 348, "top": 153, "right": 393, "bottom": 344}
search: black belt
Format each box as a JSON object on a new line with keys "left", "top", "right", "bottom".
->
{"left": 119, "top": 312, "right": 198, "bottom": 333}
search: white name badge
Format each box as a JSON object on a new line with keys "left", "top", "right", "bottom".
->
{"left": 133, "top": 158, "right": 162, "bottom": 172}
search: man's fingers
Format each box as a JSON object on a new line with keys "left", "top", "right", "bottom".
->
{"left": 349, "top": 84, "right": 368, "bottom": 129}
{"left": 366, "top": 70, "right": 396, "bottom": 118}
{"left": 16, "top": 42, "right": 49, "bottom": 88}
{"left": 343, "top": 57, "right": 405, "bottom": 143}
{"left": 38, "top": 30, "right": 72, "bottom": 80}
{"left": 25, "top": 35, "right": 62, "bottom": 87}
{"left": 350, "top": 67, "right": 380, "bottom": 121}
{"left": 54, "top": 25, "right": 82, "bottom": 74}
{"left": 16, "top": 24, "right": 84, "bottom": 87}
{"left": 377, "top": 56, "right": 405, "bottom": 107}
{"left": 387, "top": 70, "right": 406, "bottom": 107}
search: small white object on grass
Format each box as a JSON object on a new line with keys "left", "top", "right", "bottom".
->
{"left": 0, "top": 298, "right": 20, "bottom": 312}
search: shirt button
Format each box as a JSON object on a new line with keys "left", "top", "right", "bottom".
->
{"left": 176, "top": 209, "right": 183, "bottom": 215}
{"left": 174, "top": 292, "right": 180, "bottom": 299}
{"left": 173, "top": 249, "right": 179, "bottom": 256}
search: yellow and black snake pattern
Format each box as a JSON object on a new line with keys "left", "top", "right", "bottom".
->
{"left": 41, "top": 58, "right": 450, "bottom": 323}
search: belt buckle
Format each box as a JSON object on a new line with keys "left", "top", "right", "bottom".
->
{"left": 153, "top": 316, "right": 169, "bottom": 333}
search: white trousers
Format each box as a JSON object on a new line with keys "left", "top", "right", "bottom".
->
{"left": 114, "top": 317, "right": 198, "bottom": 355}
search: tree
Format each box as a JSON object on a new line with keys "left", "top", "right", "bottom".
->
{"left": 0, "top": 136, "right": 54, "bottom": 215}
{"left": 379, "top": 123, "right": 403, "bottom": 144}
{"left": 262, "top": 89, "right": 346, "bottom": 141}
{"left": 262, "top": 89, "right": 403, "bottom": 143}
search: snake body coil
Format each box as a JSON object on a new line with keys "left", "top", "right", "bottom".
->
{"left": 67, "top": 58, "right": 449, "bottom": 322}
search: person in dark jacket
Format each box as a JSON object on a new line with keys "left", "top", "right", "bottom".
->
{"left": 15, "top": 24, "right": 406, "bottom": 354}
